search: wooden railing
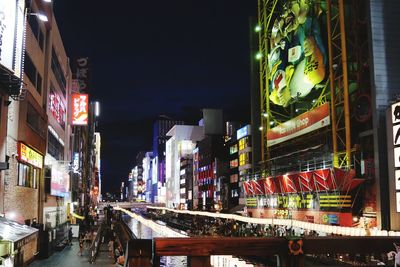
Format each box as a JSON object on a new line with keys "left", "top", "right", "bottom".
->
{"left": 124, "top": 236, "right": 400, "bottom": 267}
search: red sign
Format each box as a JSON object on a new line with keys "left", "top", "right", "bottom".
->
{"left": 49, "top": 89, "right": 66, "bottom": 127}
{"left": 267, "top": 103, "right": 330, "bottom": 147}
{"left": 72, "top": 94, "right": 88, "bottom": 125}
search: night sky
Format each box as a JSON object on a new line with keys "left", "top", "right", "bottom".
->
{"left": 53, "top": 1, "right": 257, "bottom": 193}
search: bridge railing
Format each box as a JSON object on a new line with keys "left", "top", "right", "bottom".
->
{"left": 124, "top": 236, "right": 400, "bottom": 267}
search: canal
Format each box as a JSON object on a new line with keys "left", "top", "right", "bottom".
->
{"left": 123, "top": 214, "right": 187, "bottom": 267}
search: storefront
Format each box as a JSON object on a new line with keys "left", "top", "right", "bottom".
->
{"left": 17, "top": 142, "right": 43, "bottom": 192}
{"left": 0, "top": 217, "right": 39, "bottom": 267}
{"left": 244, "top": 168, "right": 367, "bottom": 227}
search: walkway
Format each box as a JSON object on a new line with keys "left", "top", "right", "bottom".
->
{"left": 29, "top": 240, "right": 114, "bottom": 267}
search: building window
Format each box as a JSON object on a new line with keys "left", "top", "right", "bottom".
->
{"left": 18, "top": 163, "right": 39, "bottom": 188}
{"left": 28, "top": 15, "right": 45, "bottom": 50}
{"left": 230, "top": 174, "right": 238, "bottom": 183}
{"left": 239, "top": 153, "right": 250, "bottom": 166}
{"left": 238, "top": 137, "right": 249, "bottom": 151}
{"left": 48, "top": 131, "right": 64, "bottom": 160}
{"left": 230, "top": 159, "right": 238, "bottom": 168}
{"left": 51, "top": 49, "right": 66, "bottom": 96}
{"left": 230, "top": 144, "right": 238, "bottom": 154}
{"left": 24, "top": 53, "right": 42, "bottom": 94}
{"left": 27, "top": 103, "right": 46, "bottom": 138}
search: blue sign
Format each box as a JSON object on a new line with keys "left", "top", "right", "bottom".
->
{"left": 237, "top": 125, "right": 251, "bottom": 140}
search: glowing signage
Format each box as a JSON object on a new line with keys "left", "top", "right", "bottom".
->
{"left": 49, "top": 89, "right": 66, "bottom": 126}
{"left": 18, "top": 142, "right": 43, "bottom": 169}
{"left": 72, "top": 94, "right": 88, "bottom": 125}
{"left": 267, "top": 103, "right": 330, "bottom": 147}
{"left": 237, "top": 125, "right": 251, "bottom": 140}
{"left": 51, "top": 165, "right": 70, "bottom": 197}
{"left": 268, "top": 1, "right": 327, "bottom": 108}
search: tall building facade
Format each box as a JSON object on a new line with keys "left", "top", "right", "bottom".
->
{"left": 152, "top": 116, "right": 184, "bottom": 203}
{"left": 165, "top": 125, "right": 204, "bottom": 208}
{"left": 251, "top": 0, "right": 400, "bottom": 230}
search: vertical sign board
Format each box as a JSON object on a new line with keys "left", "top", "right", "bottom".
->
{"left": 388, "top": 101, "right": 400, "bottom": 219}
{"left": 72, "top": 94, "right": 88, "bottom": 125}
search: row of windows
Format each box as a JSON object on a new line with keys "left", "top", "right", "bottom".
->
{"left": 28, "top": 15, "right": 45, "bottom": 50}
{"left": 48, "top": 131, "right": 64, "bottom": 160}
{"left": 27, "top": 103, "right": 46, "bottom": 138}
{"left": 239, "top": 137, "right": 249, "bottom": 151}
{"left": 18, "top": 163, "right": 39, "bottom": 189}
{"left": 239, "top": 153, "right": 250, "bottom": 166}
{"left": 24, "top": 52, "right": 42, "bottom": 94}
{"left": 51, "top": 49, "right": 67, "bottom": 96}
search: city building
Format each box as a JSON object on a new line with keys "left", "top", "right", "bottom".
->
{"left": 142, "top": 151, "right": 153, "bottom": 202}
{"left": 165, "top": 125, "right": 204, "bottom": 208}
{"left": 224, "top": 122, "right": 242, "bottom": 211}
{"left": 152, "top": 116, "right": 184, "bottom": 203}
{"left": 250, "top": 0, "right": 400, "bottom": 230}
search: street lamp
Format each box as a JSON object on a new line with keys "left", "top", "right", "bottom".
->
{"left": 30, "top": 12, "right": 48, "bottom": 22}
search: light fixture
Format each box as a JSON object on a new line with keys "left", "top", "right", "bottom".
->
{"left": 30, "top": 13, "right": 48, "bottom": 22}
{"left": 255, "top": 52, "right": 262, "bottom": 60}
{"left": 262, "top": 112, "right": 268, "bottom": 118}
{"left": 254, "top": 25, "right": 262, "bottom": 32}
{"left": 94, "top": 101, "right": 100, "bottom": 117}
{"left": 42, "top": 0, "right": 52, "bottom": 2}
{"left": 258, "top": 126, "right": 263, "bottom": 131}
{"left": 270, "top": 121, "right": 275, "bottom": 126}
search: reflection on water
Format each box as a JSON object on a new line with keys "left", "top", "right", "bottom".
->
{"left": 123, "top": 215, "right": 187, "bottom": 267}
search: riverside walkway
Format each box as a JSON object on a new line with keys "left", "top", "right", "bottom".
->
{"left": 29, "top": 241, "right": 114, "bottom": 267}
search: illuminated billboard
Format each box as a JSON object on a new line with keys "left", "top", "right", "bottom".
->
{"left": 72, "top": 94, "right": 88, "bottom": 125}
{"left": 0, "top": 0, "right": 25, "bottom": 76}
{"left": 18, "top": 142, "right": 43, "bottom": 169}
{"left": 50, "top": 165, "right": 70, "bottom": 197}
{"left": 268, "top": 1, "right": 327, "bottom": 108}
{"left": 49, "top": 89, "right": 66, "bottom": 127}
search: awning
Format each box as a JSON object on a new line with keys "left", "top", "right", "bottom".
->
{"left": 0, "top": 65, "right": 22, "bottom": 97}
{"left": 71, "top": 212, "right": 85, "bottom": 220}
{"left": 0, "top": 217, "right": 38, "bottom": 256}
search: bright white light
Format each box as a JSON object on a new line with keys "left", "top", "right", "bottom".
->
{"left": 95, "top": 101, "right": 100, "bottom": 117}
{"left": 270, "top": 121, "right": 275, "bottom": 126}
{"left": 262, "top": 113, "right": 268, "bottom": 118}
{"left": 258, "top": 126, "right": 263, "bottom": 131}
{"left": 30, "top": 13, "right": 48, "bottom": 22}
{"left": 255, "top": 52, "right": 262, "bottom": 60}
{"left": 254, "top": 25, "right": 262, "bottom": 32}
{"left": 43, "top": 0, "right": 52, "bottom": 2}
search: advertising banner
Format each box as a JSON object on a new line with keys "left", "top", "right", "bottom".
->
{"left": 267, "top": 102, "right": 330, "bottom": 146}
{"left": 72, "top": 94, "right": 88, "bottom": 125}
{"left": 49, "top": 89, "right": 66, "bottom": 127}
{"left": 74, "top": 57, "right": 91, "bottom": 92}
{"left": 50, "top": 165, "right": 70, "bottom": 197}
{"left": 18, "top": 142, "right": 43, "bottom": 169}
{"left": 0, "top": 1, "right": 17, "bottom": 71}
{"left": 267, "top": 1, "right": 327, "bottom": 108}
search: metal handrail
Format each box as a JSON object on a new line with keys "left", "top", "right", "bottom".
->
{"left": 88, "top": 222, "right": 105, "bottom": 263}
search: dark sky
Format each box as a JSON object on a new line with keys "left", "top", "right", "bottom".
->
{"left": 53, "top": 1, "right": 257, "bottom": 193}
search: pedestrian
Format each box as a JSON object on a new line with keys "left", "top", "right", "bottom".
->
{"left": 79, "top": 234, "right": 84, "bottom": 256}
{"left": 108, "top": 238, "right": 114, "bottom": 258}
{"left": 68, "top": 227, "right": 73, "bottom": 246}
{"left": 115, "top": 254, "right": 125, "bottom": 267}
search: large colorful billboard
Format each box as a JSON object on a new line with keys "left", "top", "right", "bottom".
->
{"left": 268, "top": 1, "right": 327, "bottom": 108}
{"left": 72, "top": 93, "right": 88, "bottom": 125}
{"left": 265, "top": 0, "right": 330, "bottom": 147}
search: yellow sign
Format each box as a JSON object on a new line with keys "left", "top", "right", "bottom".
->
{"left": 18, "top": 142, "right": 43, "bottom": 169}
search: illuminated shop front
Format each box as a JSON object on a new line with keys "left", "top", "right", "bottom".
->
{"left": 17, "top": 142, "right": 43, "bottom": 190}
{"left": 244, "top": 168, "right": 364, "bottom": 226}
